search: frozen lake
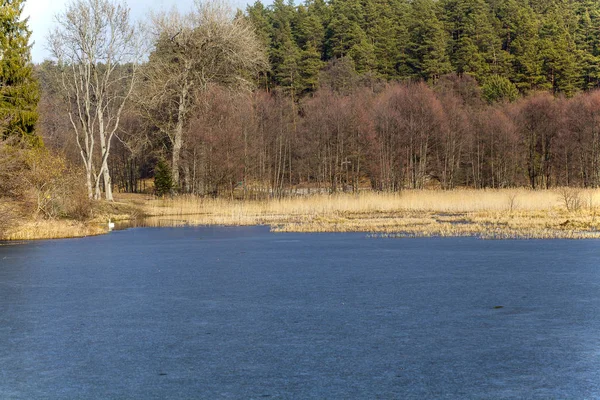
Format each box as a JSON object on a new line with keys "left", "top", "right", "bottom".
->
{"left": 1, "top": 226, "right": 600, "bottom": 399}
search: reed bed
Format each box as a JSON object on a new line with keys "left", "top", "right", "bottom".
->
{"left": 3, "top": 219, "right": 106, "bottom": 240}
{"left": 141, "top": 188, "right": 589, "bottom": 215}
{"left": 131, "top": 188, "right": 600, "bottom": 239}
{"left": 5, "top": 189, "right": 599, "bottom": 240}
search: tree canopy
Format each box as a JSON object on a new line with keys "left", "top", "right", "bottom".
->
{"left": 245, "top": 0, "right": 600, "bottom": 96}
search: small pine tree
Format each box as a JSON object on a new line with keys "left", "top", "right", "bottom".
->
{"left": 0, "top": 0, "right": 40, "bottom": 146}
{"left": 482, "top": 75, "right": 519, "bottom": 103}
{"left": 154, "top": 158, "right": 173, "bottom": 197}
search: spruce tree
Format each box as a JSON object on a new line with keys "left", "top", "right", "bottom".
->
{"left": 154, "top": 158, "right": 173, "bottom": 197}
{"left": 0, "top": 0, "right": 39, "bottom": 146}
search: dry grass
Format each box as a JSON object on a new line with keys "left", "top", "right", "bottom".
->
{"left": 5, "top": 188, "right": 600, "bottom": 240}
{"left": 126, "top": 188, "right": 600, "bottom": 239}
{"left": 3, "top": 219, "right": 107, "bottom": 240}
{"left": 0, "top": 197, "right": 136, "bottom": 241}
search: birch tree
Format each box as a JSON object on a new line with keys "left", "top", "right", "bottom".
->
{"left": 49, "top": 0, "right": 142, "bottom": 200}
{"left": 140, "top": 0, "right": 267, "bottom": 189}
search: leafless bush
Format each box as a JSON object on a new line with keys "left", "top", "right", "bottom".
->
{"left": 507, "top": 192, "right": 518, "bottom": 211}
{"left": 0, "top": 202, "right": 17, "bottom": 237}
{"left": 558, "top": 187, "right": 582, "bottom": 212}
{"left": 21, "top": 150, "right": 92, "bottom": 220}
{"left": 0, "top": 142, "right": 92, "bottom": 221}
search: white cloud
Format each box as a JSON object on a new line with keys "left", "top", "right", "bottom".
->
{"left": 22, "top": 0, "right": 255, "bottom": 63}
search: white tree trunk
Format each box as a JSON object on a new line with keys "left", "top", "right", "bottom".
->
{"left": 51, "top": 0, "right": 140, "bottom": 202}
{"left": 172, "top": 75, "right": 190, "bottom": 189}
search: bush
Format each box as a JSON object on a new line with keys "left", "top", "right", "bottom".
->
{"left": 154, "top": 158, "right": 173, "bottom": 196}
{"left": 0, "top": 202, "right": 17, "bottom": 237}
{"left": 0, "top": 141, "right": 92, "bottom": 220}
{"left": 558, "top": 187, "right": 582, "bottom": 212}
{"left": 482, "top": 75, "right": 519, "bottom": 104}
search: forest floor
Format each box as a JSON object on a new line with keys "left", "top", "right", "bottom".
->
{"left": 3, "top": 189, "right": 600, "bottom": 240}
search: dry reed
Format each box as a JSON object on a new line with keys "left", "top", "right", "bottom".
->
{"left": 5, "top": 189, "right": 600, "bottom": 240}
{"left": 129, "top": 188, "right": 600, "bottom": 239}
{"left": 3, "top": 219, "right": 106, "bottom": 240}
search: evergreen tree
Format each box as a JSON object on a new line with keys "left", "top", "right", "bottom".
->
{"left": 242, "top": 0, "right": 600, "bottom": 98}
{"left": 573, "top": 0, "right": 600, "bottom": 89}
{"left": 392, "top": 0, "right": 411, "bottom": 78}
{"left": 246, "top": 1, "right": 273, "bottom": 49}
{"left": 504, "top": 1, "right": 546, "bottom": 92}
{"left": 296, "top": 2, "right": 326, "bottom": 92}
{"left": 482, "top": 74, "right": 519, "bottom": 103}
{"left": 0, "top": 0, "right": 40, "bottom": 146}
{"left": 363, "top": 0, "right": 404, "bottom": 79}
{"left": 406, "top": 0, "right": 452, "bottom": 82}
{"left": 269, "top": 0, "right": 303, "bottom": 95}
{"left": 538, "top": 6, "right": 580, "bottom": 95}
{"left": 246, "top": 1, "right": 274, "bottom": 89}
{"left": 154, "top": 158, "right": 173, "bottom": 197}
{"left": 299, "top": 42, "right": 324, "bottom": 92}
{"left": 441, "top": 0, "right": 503, "bottom": 81}
{"left": 326, "top": 0, "right": 375, "bottom": 73}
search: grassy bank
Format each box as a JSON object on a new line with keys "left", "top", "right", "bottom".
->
{"left": 0, "top": 198, "right": 140, "bottom": 241}
{"left": 3, "top": 188, "right": 600, "bottom": 240}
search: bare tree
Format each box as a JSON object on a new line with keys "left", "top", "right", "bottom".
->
{"left": 139, "top": 0, "right": 268, "bottom": 190}
{"left": 50, "top": 0, "right": 142, "bottom": 200}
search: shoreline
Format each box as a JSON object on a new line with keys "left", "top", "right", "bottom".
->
{"left": 3, "top": 189, "right": 600, "bottom": 241}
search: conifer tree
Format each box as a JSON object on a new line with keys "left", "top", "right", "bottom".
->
{"left": 482, "top": 74, "right": 519, "bottom": 103}
{"left": 406, "top": 0, "right": 452, "bottom": 82}
{"left": 504, "top": 1, "right": 545, "bottom": 92}
{"left": 441, "top": 0, "right": 502, "bottom": 81}
{"left": 270, "top": 0, "right": 302, "bottom": 94}
{"left": 154, "top": 158, "right": 173, "bottom": 197}
{"left": 573, "top": 0, "right": 600, "bottom": 89}
{"left": 538, "top": 6, "right": 580, "bottom": 95}
{"left": 246, "top": 1, "right": 274, "bottom": 90}
{"left": 299, "top": 42, "right": 324, "bottom": 92}
{"left": 364, "top": 0, "right": 402, "bottom": 79}
{"left": 326, "top": 0, "right": 375, "bottom": 73}
{"left": 0, "top": 0, "right": 39, "bottom": 146}
{"left": 296, "top": 3, "right": 326, "bottom": 92}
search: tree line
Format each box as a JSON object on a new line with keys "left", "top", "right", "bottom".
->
{"left": 6, "top": 0, "right": 600, "bottom": 208}
{"left": 246, "top": 0, "right": 600, "bottom": 98}
{"left": 34, "top": 0, "right": 600, "bottom": 197}
{"left": 110, "top": 76, "right": 600, "bottom": 195}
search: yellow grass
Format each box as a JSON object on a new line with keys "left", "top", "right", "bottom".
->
{"left": 3, "top": 219, "right": 107, "bottom": 240}
{"left": 4, "top": 189, "right": 600, "bottom": 240}
{"left": 128, "top": 188, "right": 600, "bottom": 239}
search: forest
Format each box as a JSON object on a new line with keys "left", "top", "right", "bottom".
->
{"left": 4, "top": 0, "right": 600, "bottom": 235}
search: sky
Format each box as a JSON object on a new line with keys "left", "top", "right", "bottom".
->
{"left": 22, "top": 0, "right": 252, "bottom": 63}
